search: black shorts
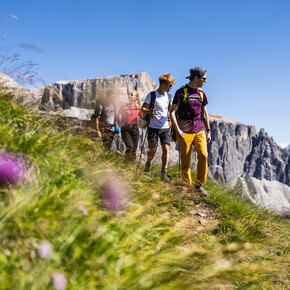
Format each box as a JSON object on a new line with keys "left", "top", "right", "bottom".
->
{"left": 147, "top": 127, "right": 170, "bottom": 148}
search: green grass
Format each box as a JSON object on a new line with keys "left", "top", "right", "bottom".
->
{"left": 0, "top": 93, "right": 289, "bottom": 289}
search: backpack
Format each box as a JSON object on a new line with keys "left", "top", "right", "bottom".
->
{"left": 137, "top": 91, "right": 172, "bottom": 129}
{"left": 170, "top": 86, "right": 204, "bottom": 142}
{"left": 120, "top": 103, "right": 140, "bottom": 127}
{"left": 176, "top": 86, "right": 204, "bottom": 120}
{"left": 91, "top": 100, "right": 117, "bottom": 125}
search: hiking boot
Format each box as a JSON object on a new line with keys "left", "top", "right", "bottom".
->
{"left": 161, "top": 169, "right": 170, "bottom": 181}
{"left": 144, "top": 162, "right": 151, "bottom": 173}
{"left": 194, "top": 185, "right": 209, "bottom": 197}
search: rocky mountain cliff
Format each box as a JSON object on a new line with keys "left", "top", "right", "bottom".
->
{"left": 208, "top": 114, "right": 256, "bottom": 184}
{"left": 284, "top": 144, "right": 290, "bottom": 152}
{"left": 208, "top": 114, "right": 290, "bottom": 216}
{"left": 1, "top": 72, "right": 289, "bottom": 216}
{"left": 208, "top": 115, "right": 290, "bottom": 187}
{"left": 0, "top": 73, "right": 43, "bottom": 107}
{"left": 39, "top": 72, "right": 157, "bottom": 111}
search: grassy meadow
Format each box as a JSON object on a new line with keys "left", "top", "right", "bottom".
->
{"left": 0, "top": 93, "right": 289, "bottom": 289}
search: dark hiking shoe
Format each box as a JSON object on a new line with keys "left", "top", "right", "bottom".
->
{"left": 144, "top": 162, "right": 151, "bottom": 173}
{"left": 194, "top": 185, "right": 209, "bottom": 197}
{"left": 161, "top": 169, "right": 170, "bottom": 181}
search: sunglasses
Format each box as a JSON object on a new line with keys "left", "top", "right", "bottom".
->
{"left": 200, "top": 77, "right": 207, "bottom": 81}
{"left": 164, "top": 82, "right": 173, "bottom": 87}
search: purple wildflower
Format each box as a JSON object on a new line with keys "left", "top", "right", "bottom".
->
{"left": 0, "top": 151, "right": 27, "bottom": 187}
{"left": 37, "top": 241, "right": 53, "bottom": 259}
{"left": 51, "top": 272, "right": 67, "bottom": 290}
{"left": 101, "top": 179, "right": 128, "bottom": 211}
{"left": 77, "top": 205, "right": 89, "bottom": 216}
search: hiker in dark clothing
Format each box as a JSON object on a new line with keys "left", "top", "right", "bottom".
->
{"left": 95, "top": 90, "right": 118, "bottom": 150}
{"left": 119, "top": 91, "right": 141, "bottom": 160}
{"left": 170, "top": 67, "right": 211, "bottom": 196}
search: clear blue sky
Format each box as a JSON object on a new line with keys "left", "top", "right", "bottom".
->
{"left": 1, "top": 0, "right": 290, "bottom": 146}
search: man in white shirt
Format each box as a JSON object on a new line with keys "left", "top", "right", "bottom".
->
{"left": 141, "top": 73, "right": 175, "bottom": 180}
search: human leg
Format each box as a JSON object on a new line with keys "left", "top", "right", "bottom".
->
{"left": 159, "top": 129, "right": 171, "bottom": 170}
{"left": 102, "top": 128, "right": 114, "bottom": 150}
{"left": 121, "top": 126, "right": 134, "bottom": 155}
{"left": 132, "top": 125, "right": 140, "bottom": 158}
{"left": 177, "top": 133, "right": 195, "bottom": 186}
{"left": 146, "top": 147, "right": 157, "bottom": 162}
{"left": 161, "top": 143, "right": 170, "bottom": 170}
{"left": 145, "top": 128, "right": 158, "bottom": 172}
{"left": 193, "top": 131, "right": 208, "bottom": 187}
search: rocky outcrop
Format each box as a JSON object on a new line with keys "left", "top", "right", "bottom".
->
{"left": 208, "top": 114, "right": 256, "bottom": 184}
{"left": 244, "top": 129, "right": 290, "bottom": 185}
{"left": 0, "top": 73, "right": 44, "bottom": 107}
{"left": 284, "top": 144, "right": 290, "bottom": 152}
{"left": 39, "top": 72, "right": 158, "bottom": 112}
{"left": 208, "top": 114, "right": 290, "bottom": 216}
{"left": 240, "top": 176, "right": 290, "bottom": 216}
{"left": 208, "top": 114, "right": 290, "bottom": 186}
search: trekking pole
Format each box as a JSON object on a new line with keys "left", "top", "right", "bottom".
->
{"left": 178, "top": 147, "right": 181, "bottom": 173}
{"left": 136, "top": 114, "right": 152, "bottom": 171}
{"left": 136, "top": 127, "right": 149, "bottom": 170}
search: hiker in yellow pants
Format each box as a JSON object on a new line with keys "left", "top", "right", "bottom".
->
{"left": 177, "top": 131, "right": 208, "bottom": 187}
{"left": 170, "top": 67, "right": 211, "bottom": 196}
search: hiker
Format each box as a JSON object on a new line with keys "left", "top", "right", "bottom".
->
{"left": 94, "top": 89, "right": 119, "bottom": 150}
{"left": 118, "top": 91, "right": 141, "bottom": 160}
{"left": 170, "top": 67, "right": 211, "bottom": 196}
{"left": 141, "top": 73, "right": 175, "bottom": 180}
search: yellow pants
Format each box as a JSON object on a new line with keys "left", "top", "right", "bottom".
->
{"left": 177, "top": 131, "right": 208, "bottom": 187}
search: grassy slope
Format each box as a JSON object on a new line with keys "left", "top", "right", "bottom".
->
{"left": 0, "top": 94, "right": 289, "bottom": 289}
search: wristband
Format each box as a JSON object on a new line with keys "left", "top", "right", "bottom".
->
{"left": 206, "top": 129, "right": 211, "bottom": 132}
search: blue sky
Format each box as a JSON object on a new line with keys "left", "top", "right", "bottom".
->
{"left": 1, "top": 0, "right": 290, "bottom": 146}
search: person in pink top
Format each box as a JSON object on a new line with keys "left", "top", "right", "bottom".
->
{"left": 119, "top": 91, "right": 141, "bottom": 160}
{"left": 170, "top": 67, "right": 211, "bottom": 196}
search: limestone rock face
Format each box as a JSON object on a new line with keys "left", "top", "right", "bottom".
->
{"left": 240, "top": 176, "right": 290, "bottom": 216}
{"left": 208, "top": 114, "right": 256, "bottom": 184}
{"left": 208, "top": 114, "right": 290, "bottom": 187}
{"left": 208, "top": 114, "right": 290, "bottom": 216}
{"left": 244, "top": 129, "right": 290, "bottom": 185}
{"left": 39, "top": 72, "right": 158, "bottom": 111}
{"left": 284, "top": 144, "right": 290, "bottom": 152}
{"left": 0, "top": 73, "right": 44, "bottom": 106}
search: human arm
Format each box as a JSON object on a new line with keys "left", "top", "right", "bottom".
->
{"left": 141, "top": 93, "right": 155, "bottom": 115}
{"left": 170, "top": 104, "right": 184, "bottom": 139}
{"left": 116, "top": 105, "right": 124, "bottom": 126}
{"left": 95, "top": 115, "right": 102, "bottom": 138}
{"left": 201, "top": 106, "right": 211, "bottom": 143}
{"left": 141, "top": 102, "right": 155, "bottom": 114}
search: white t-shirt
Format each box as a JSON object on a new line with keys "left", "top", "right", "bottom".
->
{"left": 144, "top": 90, "right": 171, "bottom": 129}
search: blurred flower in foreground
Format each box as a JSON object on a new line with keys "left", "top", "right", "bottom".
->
{"left": 37, "top": 241, "right": 53, "bottom": 259}
{"left": 51, "top": 272, "right": 67, "bottom": 290}
{"left": 101, "top": 177, "right": 128, "bottom": 212}
{"left": 78, "top": 205, "right": 89, "bottom": 216}
{"left": 0, "top": 151, "right": 27, "bottom": 187}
